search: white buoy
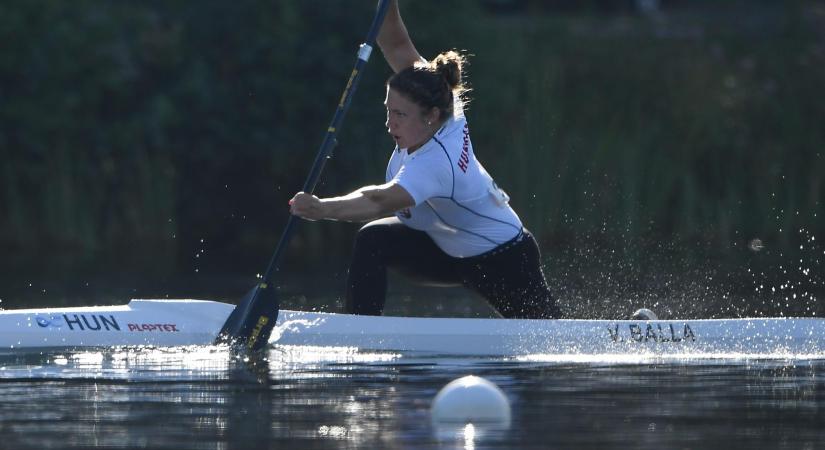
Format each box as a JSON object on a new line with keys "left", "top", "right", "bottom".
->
{"left": 431, "top": 375, "right": 511, "bottom": 425}
{"left": 632, "top": 308, "right": 658, "bottom": 321}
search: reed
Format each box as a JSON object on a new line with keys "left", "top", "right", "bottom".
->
{"left": 0, "top": 1, "right": 822, "bottom": 311}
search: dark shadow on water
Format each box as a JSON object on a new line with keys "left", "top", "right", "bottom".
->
{"left": 4, "top": 349, "right": 825, "bottom": 449}
{"left": 2, "top": 232, "right": 824, "bottom": 320}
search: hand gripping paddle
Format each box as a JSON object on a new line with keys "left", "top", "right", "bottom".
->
{"left": 216, "top": 0, "right": 392, "bottom": 352}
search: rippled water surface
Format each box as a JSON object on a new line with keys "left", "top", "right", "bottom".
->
{"left": 1, "top": 347, "right": 824, "bottom": 449}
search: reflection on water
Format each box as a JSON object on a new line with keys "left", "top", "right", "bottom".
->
{"left": 1, "top": 347, "right": 824, "bottom": 449}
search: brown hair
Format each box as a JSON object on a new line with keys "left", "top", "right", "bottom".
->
{"left": 388, "top": 50, "right": 470, "bottom": 122}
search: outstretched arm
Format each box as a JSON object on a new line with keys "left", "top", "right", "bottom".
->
{"left": 377, "top": 0, "right": 425, "bottom": 73}
{"left": 289, "top": 182, "right": 415, "bottom": 223}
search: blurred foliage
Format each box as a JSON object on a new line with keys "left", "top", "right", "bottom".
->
{"left": 1, "top": 1, "right": 823, "bottom": 315}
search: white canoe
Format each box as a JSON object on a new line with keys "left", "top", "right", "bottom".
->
{"left": 0, "top": 299, "right": 233, "bottom": 351}
{"left": 2, "top": 299, "right": 824, "bottom": 357}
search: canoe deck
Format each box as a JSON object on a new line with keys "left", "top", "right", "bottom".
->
{"left": 1, "top": 299, "right": 824, "bottom": 357}
{"left": 274, "top": 309, "right": 825, "bottom": 357}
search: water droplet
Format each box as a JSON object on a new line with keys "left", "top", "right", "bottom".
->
{"left": 748, "top": 239, "right": 764, "bottom": 252}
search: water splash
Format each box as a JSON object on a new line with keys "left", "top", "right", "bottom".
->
{"left": 546, "top": 227, "right": 824, "bottom": 320}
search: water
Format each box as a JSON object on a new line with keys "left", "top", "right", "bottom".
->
{"left": 1, "top": 347, "right": 824, "bottom": 449}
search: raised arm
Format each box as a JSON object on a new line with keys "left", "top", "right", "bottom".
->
{"left": 377, "top": 0, "right": 425, "bottom": 73}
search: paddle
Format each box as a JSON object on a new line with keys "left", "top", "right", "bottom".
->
{"left": 215, "top": 0, "right": 392, "bottom": 352}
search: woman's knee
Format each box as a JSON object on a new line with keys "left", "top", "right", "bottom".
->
{"left": 352, "top": 218, "right": 398, "bottom": 254}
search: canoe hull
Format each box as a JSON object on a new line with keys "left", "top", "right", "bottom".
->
{"left": 0, "top": 299, "right": 234, "bottom": 350}
{"left": 2, "top": 299, "right": 824, "bottom": 357}
{"left": 275, "top": 309, "right": 825, "bottom": 357}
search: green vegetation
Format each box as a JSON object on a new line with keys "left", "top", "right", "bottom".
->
{"left": 1, "top": 1, "right": 823, "bottom": 315}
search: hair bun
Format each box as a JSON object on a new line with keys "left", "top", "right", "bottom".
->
{"left": 432, "top": 50, "right": 464, "bottom": 90}
{"left": 388, "top": 50, "right": 470, "bottom": 121}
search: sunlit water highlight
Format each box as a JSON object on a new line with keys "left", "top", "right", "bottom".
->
{"left": 1, "top": 345, "right": 824, "bottom": 449}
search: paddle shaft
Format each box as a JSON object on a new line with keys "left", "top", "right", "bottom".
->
{"left": 261, "top": 2, "right": 390, "bottom": 285}
{"left": 217, "top": 0, "right": 392, "bottom": 351}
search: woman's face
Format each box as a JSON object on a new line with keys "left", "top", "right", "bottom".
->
{"left": 384, "top": 87, "right": 437, "bottom": 151}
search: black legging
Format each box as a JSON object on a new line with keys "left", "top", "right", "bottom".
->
{"left": 345, "top": 217, "right": 561, "bottom": 319}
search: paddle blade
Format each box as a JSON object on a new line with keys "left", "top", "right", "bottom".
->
{"left": 215, "top": 283, "right": 279, "bottom": 352}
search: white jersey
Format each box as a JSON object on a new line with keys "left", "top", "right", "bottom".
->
{"left": 386, "top": 113, "right": 522, "bottom": 257}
